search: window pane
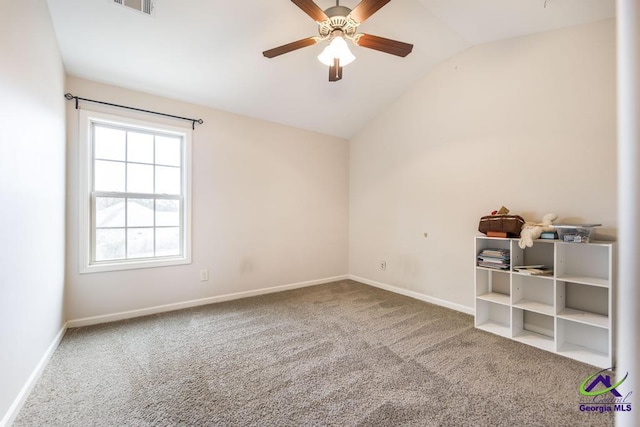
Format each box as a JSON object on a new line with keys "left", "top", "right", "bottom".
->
{"left": 127, "top": 228, "right": 154, "bottom": 258}
{"left": 155, "top": 166, "right": 181, "bottom": 195}
{"left": 95, "top": 228, "right": 125, "bottom": 261}
{"left": 156, "top": 199, "right": 180, "bottom": 226}
{"left": 127, "top": 132, "right": 154, "bottom": 164}
{"left": 156, "top": 227, "right": 180, "bottom": 256}
{"left": 156, "top": 136, "right": 181, "bottom": 166}
{"left": 94, "top": 126, "right": 125, "bottom": 161}
{"left": 127, "top": 163, "right": 154, "bottom": 193}
{"left": 95, "top": 160, "right": 125, "bottom": 192}
{"left": 96, "top": 197, "right": 125, "bottom": 227}
{"left": 127, "top": 198, "right": 154, "bottom": 227}
{"left": 87, "top": 116, "right": 188, "bottom": 269}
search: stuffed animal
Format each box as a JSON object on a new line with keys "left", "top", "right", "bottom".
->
{"left": 518, "top": 213, "right": 559, "bottom": 249}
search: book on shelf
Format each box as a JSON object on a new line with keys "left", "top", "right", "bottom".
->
{"left": 540, "top": 231, "right": 557, "bottom": 240}
{"left": 486, "top": 231, "right": 508, "bottom": 238}
{"left": 477, "top": 262, "right": 510, "bottom": 270}
{"left": 513, "top": 265, "right": 553, "bottom": 276}
{"left": 479, "top": 249, "right": 510, "bottom": 257}
{"left": 478, "top": 257, "right": 507, "bottom": 264}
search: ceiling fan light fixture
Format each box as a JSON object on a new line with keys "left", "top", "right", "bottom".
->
{"left": 317, "top": 35, "right": 355, "bottom": 67}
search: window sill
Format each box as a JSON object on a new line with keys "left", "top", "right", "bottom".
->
{"left": 79, "top": 256, "right": 191, "bottom": 274}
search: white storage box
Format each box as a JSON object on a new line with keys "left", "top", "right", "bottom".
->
{"left": 552, "top": 224, "right": 601, "bottom": 243}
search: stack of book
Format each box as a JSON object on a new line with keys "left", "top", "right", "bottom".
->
{"left": 477, "top": 248, "right": 510, "bottom": 270}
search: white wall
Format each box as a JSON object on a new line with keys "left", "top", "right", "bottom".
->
{"left": 0, "top": 0, "right": 67, "bottom": 422}
{"left": 65, "top": 76, "right": 349, "bottom": 321}
{"left": 349, "top": 20, "right": 616, "bottom": 309}
{"left": 616, "top": 1, "right": 640, "bottom": 425}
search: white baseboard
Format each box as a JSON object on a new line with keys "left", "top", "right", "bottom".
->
{"left": 1, "top": 323, "right": 68, "bottom": 427}
{"left": 350, "top": 275, "right": 475, "bottom": 316}
{"left": 67, "top": 275, "right": 350, "bottom": 328}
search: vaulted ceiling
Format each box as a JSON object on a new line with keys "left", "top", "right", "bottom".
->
{"left": 46, "top": 0, "right": 615, "bottom": 138}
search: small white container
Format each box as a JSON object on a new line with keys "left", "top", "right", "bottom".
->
{"left": 552, "top": 224, "right": 601, "bottom": 243}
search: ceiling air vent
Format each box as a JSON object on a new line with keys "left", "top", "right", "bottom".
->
{"left": 112, "top": 0, "right": 154, "bottom": 16}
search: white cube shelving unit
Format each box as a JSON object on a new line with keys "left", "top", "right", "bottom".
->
{"left": 474, "top": 236, "right": 615, "bottom": 368}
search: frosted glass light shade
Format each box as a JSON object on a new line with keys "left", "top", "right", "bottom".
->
{"left": 317, "top": 36, "right": 355, "bottom": 67}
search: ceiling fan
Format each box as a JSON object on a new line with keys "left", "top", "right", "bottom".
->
{"left": 263, "top": 0, "right": 413, "bottom": 82}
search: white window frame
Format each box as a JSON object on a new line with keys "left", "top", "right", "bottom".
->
{"left": 78, "top": 109, "right": 192, "bottom": 273}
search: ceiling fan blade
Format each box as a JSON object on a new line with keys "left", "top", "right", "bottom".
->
{"left": 349, "top": 0, "right": 391, "bottom": 23}
{"left": 329, "top": 58, "right": 343, "bottom": 82}
{"left": 291, "top": 0, "right": 329, "bottom": 23}
{"left": 263, "top": 37, "right": 318, "bottom": 58}
{"left": 355, "top": 34, "right": 413, "bottom": 57}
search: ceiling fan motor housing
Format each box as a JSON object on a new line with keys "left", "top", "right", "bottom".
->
{"left": 318, "top": 6, "right": 358, "bottom": 39}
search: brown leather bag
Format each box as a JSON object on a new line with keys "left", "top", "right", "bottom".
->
{"left": 478, "top": 215, "right": 525, "bottom": 237}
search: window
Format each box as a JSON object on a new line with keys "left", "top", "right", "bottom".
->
{"left": 79, "top": 110, "right": 191, "bottom": 273}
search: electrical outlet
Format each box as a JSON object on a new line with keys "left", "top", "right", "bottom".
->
{"left": 380, "top": 261, "right": 387, "bottom": 271}
{"left": 200, "top": 269, "right": 209, "bottom": 281}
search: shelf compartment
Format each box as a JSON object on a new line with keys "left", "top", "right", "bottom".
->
{"left": 510, "top": 240, "right": 554, "bottom": 273}
{"left": 512, "top": 308, "right": 554, "bottom": 352}
{"left": 555, "top": 243, "right": 610, "bottom": 283}
{"left": 512, "top": 275, "right": 554, "bottom": 316}
{"left": 475, "top": 300, "right": 510, "bottom": 338}
{"left": 475, "top": 236, "right": 511, "bottom": 272}
{"left": 557, "top": 318, "right": 610, "bottom": 366}
{"left": 475, "top": 267, "right": 510, "bottom": 302}
{"left": 556, "top": 281, "right": 609, "bottom": 328}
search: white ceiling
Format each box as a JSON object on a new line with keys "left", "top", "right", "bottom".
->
{"left": 46, "top": 0, "right": 615, "bottom": 138}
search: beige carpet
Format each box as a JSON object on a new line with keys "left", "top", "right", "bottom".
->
{"left": 14, "top": 280, "right": 612, "bottom": 426}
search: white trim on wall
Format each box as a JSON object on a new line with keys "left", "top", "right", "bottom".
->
{"left": 67, "top": 275, "right": 475, "bottom": 329}
{"left": 350, "top": 275, "right": 475, "bottom": 316}
{"left": 67, "top": 275, "right": 349, "bottom": 328}
{"left": 0, "top": 324, "right": 68, "bottom": 427}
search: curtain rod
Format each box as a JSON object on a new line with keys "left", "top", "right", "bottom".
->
{"left": 64, "top": 93, "right": 204, "bottom": 130}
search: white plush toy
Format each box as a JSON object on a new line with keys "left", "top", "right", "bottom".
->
{"left": 518, "top": 213, "right": 559, "bottom": 249}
